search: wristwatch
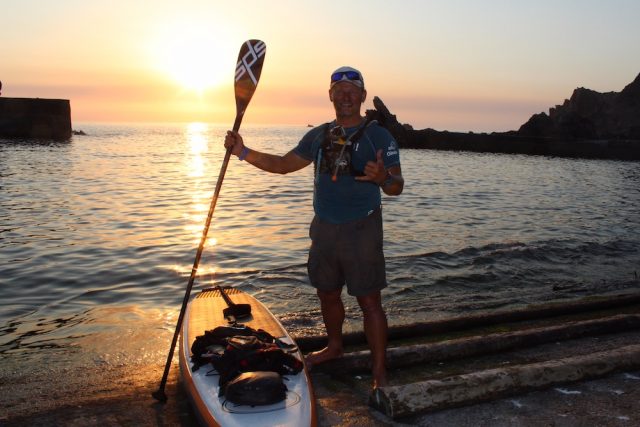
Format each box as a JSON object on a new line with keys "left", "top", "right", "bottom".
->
{"left": 381, "top": 170, "right": 393, "bottom": 187}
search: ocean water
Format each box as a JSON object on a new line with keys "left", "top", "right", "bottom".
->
{"left": 1, "top": 122, "right": 639, "bottom": 415}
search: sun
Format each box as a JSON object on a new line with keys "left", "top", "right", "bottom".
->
{"left": 152, "top": 25, "right": 234, "bottom": 94}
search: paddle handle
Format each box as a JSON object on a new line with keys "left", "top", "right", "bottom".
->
{"left": 216, "top": 285, "right": 236, "bottom": 308}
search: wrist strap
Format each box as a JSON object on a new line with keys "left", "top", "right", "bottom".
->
{"left": 239, "top": 146, "right": 249, "bottom": 161}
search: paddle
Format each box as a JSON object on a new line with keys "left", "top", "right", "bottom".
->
{"left": 152, "top": 39, "right": 266, "bottom": 403}
{"left": 216, "top": 285, "right": 252, "bottom": 323}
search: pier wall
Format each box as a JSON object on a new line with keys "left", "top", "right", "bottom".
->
{"left": 0, "top": 97, "right": 72, "bottom": 140}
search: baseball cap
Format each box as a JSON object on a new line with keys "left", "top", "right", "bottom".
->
{"left": 330, "top": 66, "right": 365, "bottom": 89}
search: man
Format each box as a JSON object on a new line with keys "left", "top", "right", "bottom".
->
{"left": 224, "top": 66, "right": 403, "bottom": 389}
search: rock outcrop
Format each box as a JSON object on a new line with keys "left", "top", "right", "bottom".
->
{"left": 366, "top": 96, "right": 412, "bottom": 146}
{"left": 519, "top": 73, "right": 640, "bottom": 139}
{"left": 368, "top": 73, "right": 640, "bottom": 160}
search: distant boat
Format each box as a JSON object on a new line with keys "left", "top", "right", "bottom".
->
{"left": 307, "top": 124, "right": 313, "bottom": 127}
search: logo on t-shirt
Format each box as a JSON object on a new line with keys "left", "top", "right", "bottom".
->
{"left": 387, "top": 140, "right": 398, "bottom": 157}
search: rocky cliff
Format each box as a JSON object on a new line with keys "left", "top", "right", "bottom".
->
{"left": 519, "top": 73, "right": 640, "bottom": 139}
{"left": 367, "top": 73, "right": 640, "bottom": 160}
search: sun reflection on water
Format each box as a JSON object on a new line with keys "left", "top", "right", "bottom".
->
{"left": 186, "top": 122, "right": 209, "bottom": 177}
{"left": 183, "top": 122, "right": 222, "bottom": 273}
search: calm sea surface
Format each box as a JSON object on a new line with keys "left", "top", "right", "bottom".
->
{"left": 1, "top": 122, "right": 639, "bottom": 414}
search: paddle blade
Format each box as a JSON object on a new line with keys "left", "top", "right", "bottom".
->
{"left": 223, "top": 304, "right": 252, "bottom": 320}
{"left": 234, "top": 39, "right": 266, "bottom": 131}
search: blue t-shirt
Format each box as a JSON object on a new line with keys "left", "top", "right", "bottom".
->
{"left": 294, "top": 121, "right": 400, "bottom": 224}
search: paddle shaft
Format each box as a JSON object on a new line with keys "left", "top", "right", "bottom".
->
{"left": 216, "top": 284, "right": 238, "bottom": 308}
{"left": 153, "top": 40, "right": 265, "bottom": 402}
{"left": 152, "top": 146, "right": 235, "bottom": 401}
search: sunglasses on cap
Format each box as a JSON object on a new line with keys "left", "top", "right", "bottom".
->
{"left": 330, "top": 71, "right": 362, "bottom": 83}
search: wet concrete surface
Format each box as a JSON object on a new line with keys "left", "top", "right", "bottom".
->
{"left": 3, "top": 365, "right": 639, "bottom": 427}
{"left": 3, "top": 312, "right": 640, "bottom": 426}
{"left": 313, "top": 370, "right": 640, "bottom": 426}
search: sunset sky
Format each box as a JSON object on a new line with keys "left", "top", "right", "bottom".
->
{"left": 2, "top": 0, "right": 639, "bottom": 132}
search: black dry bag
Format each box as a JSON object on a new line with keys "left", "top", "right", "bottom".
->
{"left": 224, "top": 371, "right": 287, "bottom": 406}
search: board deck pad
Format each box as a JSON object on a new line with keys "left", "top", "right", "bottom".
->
{"left": 180, "top": 288, "right": 316, "bottom": 426}
{"left": 188, "top": 288, "right": 284, "bottom": 351}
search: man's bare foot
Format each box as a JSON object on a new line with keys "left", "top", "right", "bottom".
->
{"left": 372, "top": 366, "right": 388, "bottom": 389}
{"left": 304, "top": 347, "right": 343, "bottom": 367}
{"left": 372, "top": 376, "right": 388, "bottom": 389}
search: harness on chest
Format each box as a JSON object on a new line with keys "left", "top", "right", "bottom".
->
{"left": 316, "top": 119, "right": 374, "bottom": 182}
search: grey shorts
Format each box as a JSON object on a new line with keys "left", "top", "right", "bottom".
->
{"left": 307, "top": 208, "right": 387, "bottom": 296}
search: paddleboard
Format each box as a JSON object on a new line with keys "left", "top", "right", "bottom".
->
{"left": 179, "top": 287, "right": 317, "bottom": 427}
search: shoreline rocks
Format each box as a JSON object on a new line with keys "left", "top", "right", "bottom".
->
{"left": 368, "top": 72, "right": 640, "bottom": 161}
{"left": 519, "top": 72, "right": 640, "bottom": 140}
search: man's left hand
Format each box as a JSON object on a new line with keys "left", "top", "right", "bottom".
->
{"left": 356, "top": 149, "right": 386, "bottom": 185}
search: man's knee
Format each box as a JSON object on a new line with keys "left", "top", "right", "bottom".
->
{"left": 356, "top": 292, "right": 384, "bottom": 315}
{"left": 317, "top": 288, "right": 342, "bottom": 304}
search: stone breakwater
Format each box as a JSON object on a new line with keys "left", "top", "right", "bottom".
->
{"left": 0, "top": 97, "right": 72, "bottom": 140}
{"left": 400, "top": 128, "right": 640, "bottom": 160}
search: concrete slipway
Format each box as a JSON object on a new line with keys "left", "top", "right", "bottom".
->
{"left": 4, "top": 293, "right": 640, "bottom": 426}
